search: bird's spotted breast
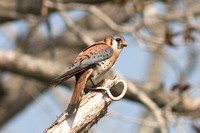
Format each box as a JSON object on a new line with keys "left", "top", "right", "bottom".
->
{"left": 89, "top": 59, "right": 113, "bottom": 81}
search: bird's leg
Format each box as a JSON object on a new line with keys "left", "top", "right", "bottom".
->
{"left": 89, "top": 78, "right": 96, "bottom": 87}
{"left": 88, "top": 79, "right": 106, "bottom": 92}
{"left": 112, "top": 74, "right": 118, "bottom": 80}
{"left": 88, "top": 78, "right": 104, "bottom": 92}
{"left": 84, "top": 78, "right": 97, "bottom": 94}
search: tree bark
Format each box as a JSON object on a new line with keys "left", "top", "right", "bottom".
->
{"left": 45, "top": 78, "right": 120, "bottom": 133}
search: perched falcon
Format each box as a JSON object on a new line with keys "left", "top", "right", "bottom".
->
{"left": 53, "top": 34, "right": 127, "bottom": 116}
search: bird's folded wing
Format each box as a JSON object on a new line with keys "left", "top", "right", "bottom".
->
{"left": 52, "top": 43, "right": 113, "bottom": 85}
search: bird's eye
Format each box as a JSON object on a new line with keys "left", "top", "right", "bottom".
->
{"left": 116, "top": 38, "right": 121, "bottom": 42}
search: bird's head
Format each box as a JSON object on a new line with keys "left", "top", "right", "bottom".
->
{"left": 104, "top": 34, "right": 127, "bottom": 52}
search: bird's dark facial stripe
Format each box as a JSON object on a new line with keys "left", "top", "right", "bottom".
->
{"left": 118, "top": 42, "right": 121, "bottom": 49}
{"left": 116, "top": 38, "right": 122, "bottom": 49}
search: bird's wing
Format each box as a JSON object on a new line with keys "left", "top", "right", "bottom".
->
{"left": 52, "top": 43, "right": 113, "bottom": 85}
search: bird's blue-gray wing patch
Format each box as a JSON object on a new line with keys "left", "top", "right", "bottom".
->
{"left": 70, "top": 47, "right": 113, "bottom": 69}
{"left": 52, "top": 46, "right": 113, "bottom": 85}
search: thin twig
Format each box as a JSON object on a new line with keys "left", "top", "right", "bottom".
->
{"left": 59, "top": 10, "right": 95, "bottom": 46}
{"left": 43, "top": 0, "right": 94, "bottom": 46}
{"left": 126, "top": 80, "right": 168, "bottom": 133}
{"left": 108, "top": 111, "right": 159, "bottom": 128}
{"left": 43, "top": 0, "right": 143, "bottom": 33}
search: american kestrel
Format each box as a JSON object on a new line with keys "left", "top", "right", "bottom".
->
{"left": 53, "top": 34, "right": 127, "bottom": 116}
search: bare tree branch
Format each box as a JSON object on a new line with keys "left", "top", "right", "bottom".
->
{"left": 0, "top": 50, "right": 64, "bottom": 82}
{"left": 45, "top": 77, "right": 127, "bottom": 133}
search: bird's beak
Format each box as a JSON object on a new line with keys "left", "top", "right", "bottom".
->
{"left": 122, "top": 41, "right": 127, "bottom": 47}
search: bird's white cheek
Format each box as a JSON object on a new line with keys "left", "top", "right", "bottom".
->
{"left": 112, "top": 40, "right": 118, "bottom": 49}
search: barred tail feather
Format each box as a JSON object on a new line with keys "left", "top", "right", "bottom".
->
{"left": 65, "top": 69, "right": 92, "bottom": 117}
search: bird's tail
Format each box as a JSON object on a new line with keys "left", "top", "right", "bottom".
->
{"left": 66, "top": 69, "right": 92, "bottom": 118}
